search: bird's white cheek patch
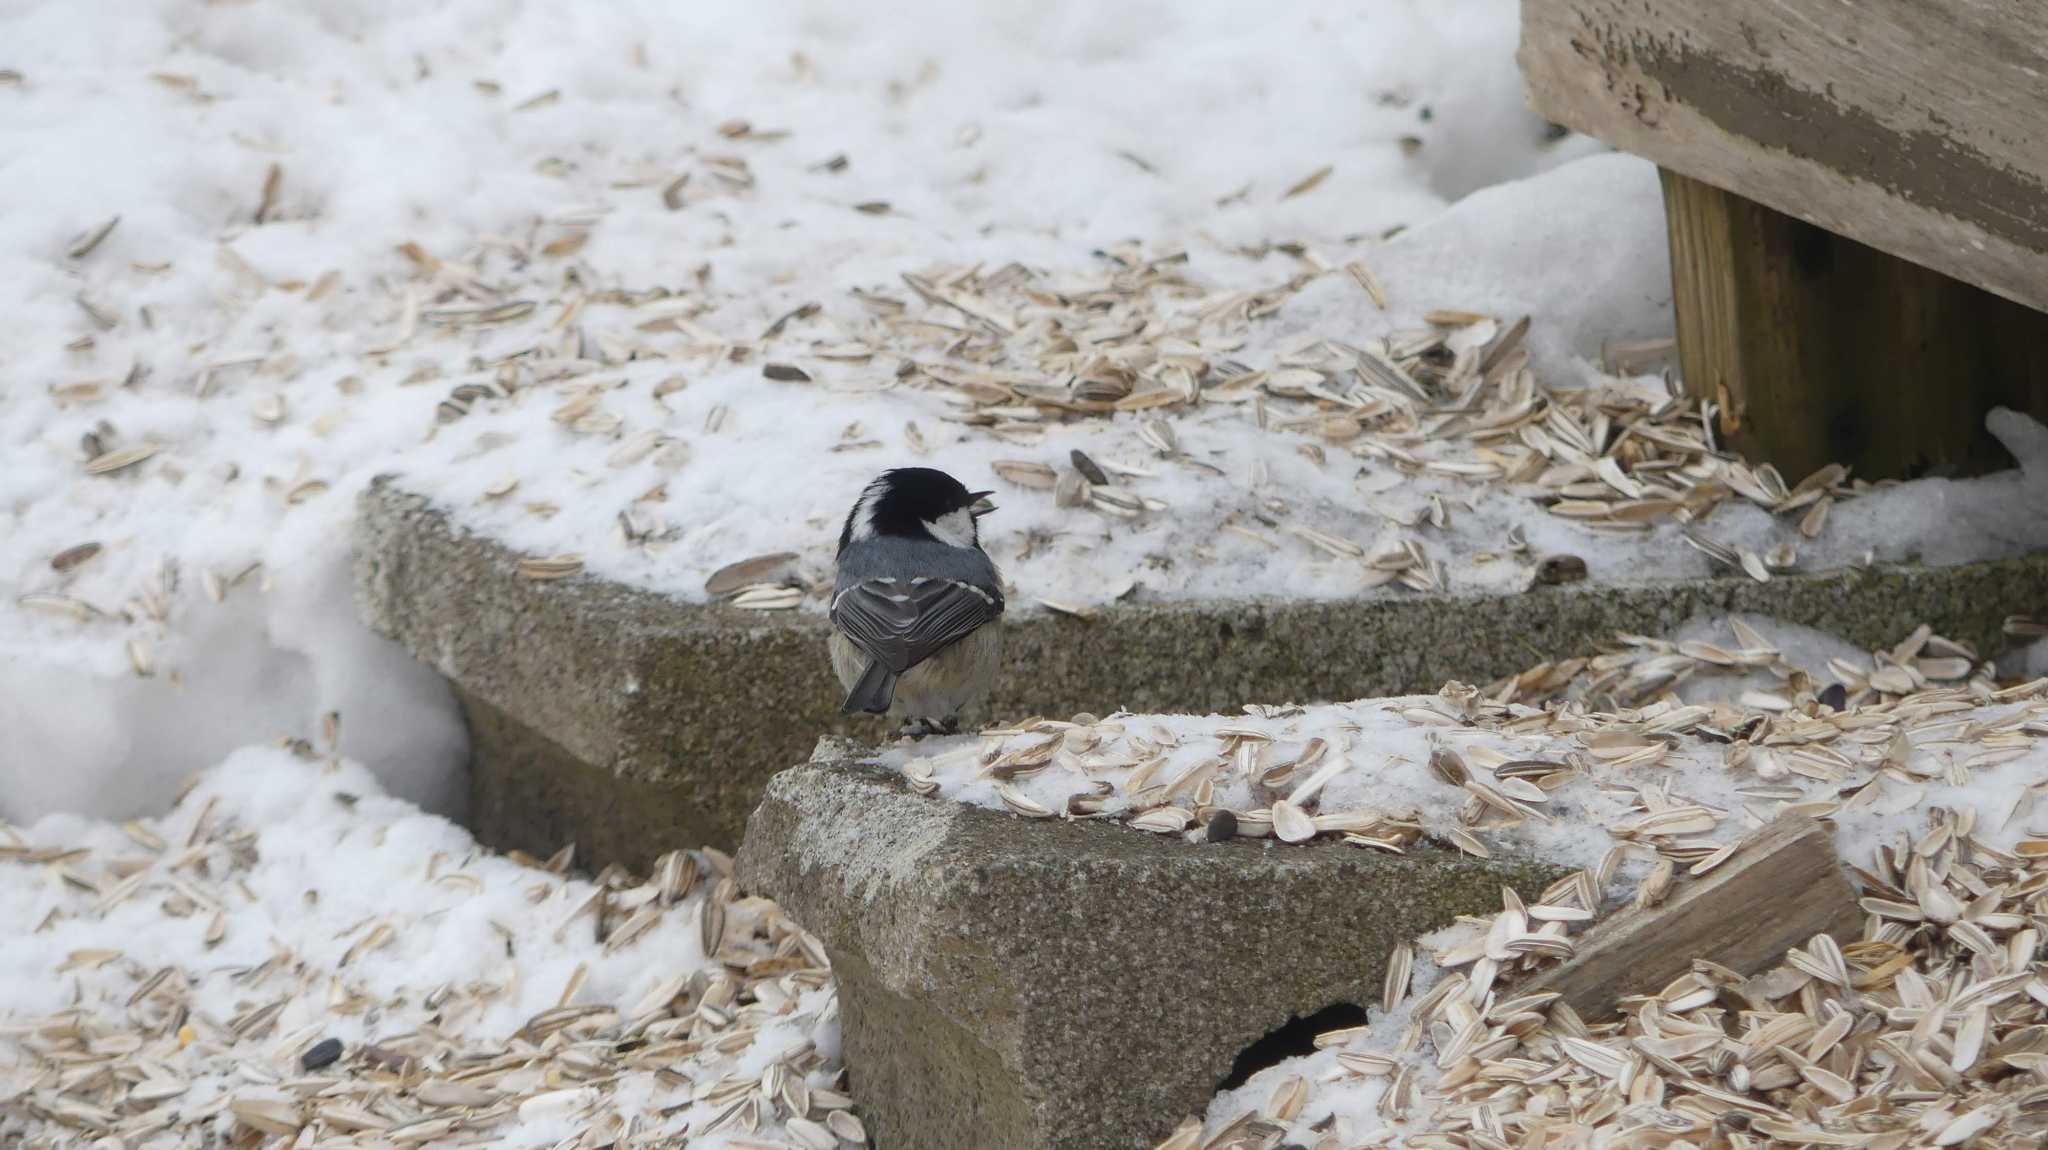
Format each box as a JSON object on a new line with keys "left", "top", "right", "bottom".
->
{"left": 924, "top": 508, "right": 977, "bottom": 548}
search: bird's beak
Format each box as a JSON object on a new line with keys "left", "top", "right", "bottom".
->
{"left": 968, "top": 491, "right": 997, "bottom": 518}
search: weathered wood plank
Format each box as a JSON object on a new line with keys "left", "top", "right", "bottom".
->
{"left": 1520, "top": 0, "right": 2048, "bottom": 315}
{"left": 1663, "top": 169, "right": 2048, "bottom": 479}
{"left": 1525, "top": 814, "right": 1862, "bottom": 1018}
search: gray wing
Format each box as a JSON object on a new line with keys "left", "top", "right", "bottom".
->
{"left": 830, "top": 577, "right": 1001, "bottom": 674}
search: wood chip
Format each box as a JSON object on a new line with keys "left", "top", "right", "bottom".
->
{"left": 1525, "top": 815, "right": 1861, "bottom": 1017}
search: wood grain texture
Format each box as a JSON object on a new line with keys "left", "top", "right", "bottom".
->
{"left": 1520, "top": 0, "right": 2048, "bottom": 315}
{"left": 1662, "top": 169, "right": 2048, "bottom": 480}
{"left": 1526, "top": 814, "right": 1862, "bottom": 1019}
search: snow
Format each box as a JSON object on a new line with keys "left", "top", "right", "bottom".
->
{"left": 893, "top": 616, "right": 2048, "bottom": 869}
{"left": 883, "top": 619, "right": 2045, "bottom": 1147}
{"left": 902, "top": 697, "right": 1664, "bottom": 874}
{"left": 0, "top": 746, "right": 840, "bottom": 1147}
{"left": 1197, "top": 953, "right": 1450, "bottom": 1146}
{"left": 1174, "top": 687, "right": 2048, "bottom": 1149}
{"left": 7, "top": 0, "right": 2047, "bottom": 825}
{"left": 0, "top": 0, "right": 1605, "bottom": 822}
{"left": 390, "top": 152, "right": 1684, "bottom": 607}
{"left": 6, "top": 2, "right": 2048, "bottom": 1136}
{"left": 399, "top": 352, "right": 2048, "bottom": 616}
{"left": 885, "top": 617, "right": 2048, "bottom": 1143}
{"left": 1204, "top": 1032, "right": 1397, "bottom": 1145}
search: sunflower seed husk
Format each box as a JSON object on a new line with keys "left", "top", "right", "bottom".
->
{"left": 705, "top": 553, "right": 799, "bottom": 596}
{"left": 1271, "top": 800, "right": 1316, "bottom": 843}
{"left": 516, "top": 555, "right": 584, "bottom": 580}
{"left": 731, "top": 585, "right": 803, "bottom": 610}
{"left": 85, "top": 444, "right": 159, "bottom": 475}
{"left": 49, "top": 542, "right": 103, "bottom": 573}
{"left": 993, "top": 459, "right": 1058, "bottom": 489}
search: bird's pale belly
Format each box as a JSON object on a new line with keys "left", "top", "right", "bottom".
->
{"left": 830, "top": 626, "right": 1003, "bottom": 720}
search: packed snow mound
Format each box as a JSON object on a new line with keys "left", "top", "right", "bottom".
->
{"left": 0, "top": 0, "right": 1604, "bottom": 822}
{"left": 892, "top": 614, "right": 2048, "bottom": 868}
{"left": 0, "top": 745, "right": 844, "bottom": 1148}
{"left": 7, "top": 0, "right": 2047, "bottom": 830}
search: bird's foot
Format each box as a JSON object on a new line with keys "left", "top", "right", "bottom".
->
{"left": 896, "top": 716, "right": 961, "bottom": 740}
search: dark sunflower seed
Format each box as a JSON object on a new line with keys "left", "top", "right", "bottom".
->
{"left": 1532, "top": 554, "right": 1588, "bottom": 586}
{"left": 300, "top": 1037, "right": 343, "bottom": 1071}
{"left": 1205, "top": 810, "right": 1238, "bottom": 843}
{"left": 50, "top": 542, "right": 103, "bottom": 573}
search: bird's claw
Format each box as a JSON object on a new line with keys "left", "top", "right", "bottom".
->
{"left": 896, "top": 716, "right": 961, "bottom": 740}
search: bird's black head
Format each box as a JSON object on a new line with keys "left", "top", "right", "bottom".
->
{"left": 839, "top": 467, "right": 994, "bottom": 553}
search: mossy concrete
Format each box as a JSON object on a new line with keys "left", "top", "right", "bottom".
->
{"left": 352, "top": 478, "right": 2048, "bottom": 867}
{"left": 734, "top": 742, "right": 1570, "bottom": 1150}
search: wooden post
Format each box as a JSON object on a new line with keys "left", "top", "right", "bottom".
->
{"left": 1663, "top": 169, "right": 2048, "bottom": 481}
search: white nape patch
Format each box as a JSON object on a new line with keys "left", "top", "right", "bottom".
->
{"left": 847, "top": 477, "right": 890, "bottom": 543}
{"left": 925, "top": 507, "right": 977, "bottom": 549}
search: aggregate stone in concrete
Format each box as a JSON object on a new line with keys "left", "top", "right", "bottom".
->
{"left": 353, "top": 477, "right": 2048, "bottom": 867}
{"left": 734, "top": 740, "right": 1569, "bottom": 1150}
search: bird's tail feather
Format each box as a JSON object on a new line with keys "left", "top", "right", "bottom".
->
{"left": 841, "top": 660, "right": 898, "bottom": 714}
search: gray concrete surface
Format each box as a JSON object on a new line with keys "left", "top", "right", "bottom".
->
{"left": 353, "top": 477, "right": 2048, "bottom": 865}
{"left": 734, "top": 741, "right": 1570, "bottom": 1150}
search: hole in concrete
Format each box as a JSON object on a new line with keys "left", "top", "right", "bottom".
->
{"left": 1219, "top": 1002, "right": 1368, "bottom": 1091}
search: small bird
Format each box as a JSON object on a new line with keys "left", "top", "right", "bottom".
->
{"left": 829, "top": 467, "right": 1005, "bottom": 736}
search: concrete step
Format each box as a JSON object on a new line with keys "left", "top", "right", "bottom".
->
{"left": 734, "top": 739, "right": 1570, "bottom": 1150}
{"left": 351, "top": 477, "right": 2048, "bottom": 867}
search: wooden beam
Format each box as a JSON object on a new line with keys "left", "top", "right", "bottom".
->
{"left": 1663, "top": 169, "right": 2048, "bottom": 480}
{"left": 1520, "top": 0, "right": 2048, "bottom": 316}
{"left": 1525, "top": 814, "right": 1862, "bottom": 1019}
